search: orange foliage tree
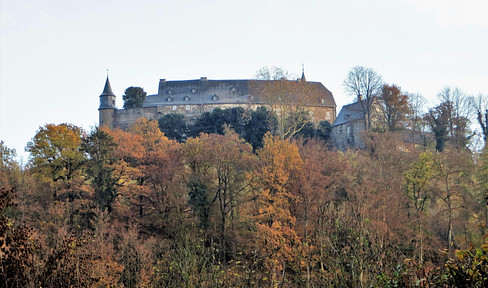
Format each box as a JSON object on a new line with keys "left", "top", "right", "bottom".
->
{"left": 248, "top": 133, "right": 305, "bottom": 286}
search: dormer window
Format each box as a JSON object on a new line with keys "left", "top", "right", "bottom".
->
{"left": 184, "top": 95, "right": 190, "bottom": 102}
{"left": 321, "top": 99, "right": 326, "bottom": 104}
{"left": 167, "top": 89, "right": 173, "bottom": 95}
{"left": 212, "top": 94, "right": 219, "bottom": 101}
{"left": 191, "top": 88, "right": 196, "bottom": 94}
{"left": 230, "top": 87, "right": 236, "bottom": 93}
{"left": 345, "top": 113, "right": 350, "bottom": 119}
{"left": 166, "top": 96, "right": 173, "bottom": 102}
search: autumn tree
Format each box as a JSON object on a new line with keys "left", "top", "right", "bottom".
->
{"left": 379, "top": 84, "right": 412, "bottom": 131}
{"left": 248, "top": 134, "right": 305, "bottom": 285}
{"left": 123, "top": 86, "right": 147, "bottom": 109}
{"left": 344, "top": 66, "right": 383, "bottom": 129}
{"left": 0, "top": 187, "right": 37, "bottom": 287}
{"left": 430, "top": 150, "right": 474, "bottom": 257}
{"left": 128, "top": 118, "right": 186, "bottom": 232}
{"left": 0, "top": 141, "right": 21, "bottom": 190}
{"left": 405, "top": 151, "right": 435, "bottom": 263}
{"left": 201, "top": 129, "right": 254, "bottom": 260}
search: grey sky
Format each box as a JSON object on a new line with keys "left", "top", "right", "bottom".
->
{"left": 1, "top": 0, "right": 487, "bottom": 160}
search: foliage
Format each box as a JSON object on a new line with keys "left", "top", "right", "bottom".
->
{"left": 5, "top": 110, "right": 488, "bottom": 287}
{"left": 424, "top": 102, "right": 451, "bottom": 152}
{"left": 379, "top": 84, "right": 412, "bottom": 131}
{"left": 82, "top": 127, "right": 120, "bottom": 213}
{"left": 0, "top": 187, "right": 37, "bottom": 287}
{"left": 0, "top": 141, "right": 21, "bottom": 190}
{"left": 123, "top": 86, "right": 147, "bottom": 109}
{"left": 158, "top": 113, "right": 188, "bottom": 142}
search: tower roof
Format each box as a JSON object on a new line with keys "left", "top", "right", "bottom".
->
{"left": 301, "top": 64, "right": 306, "bottom": 82}
{"left": 100, "top": 76, "right": 115, "bottom": 97}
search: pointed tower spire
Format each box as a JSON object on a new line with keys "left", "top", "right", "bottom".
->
{"left": 301, "top": 64, "right": 306, "bottom": 82}
{"left": 101, "top": 76, "right": 115, "bottom": 97}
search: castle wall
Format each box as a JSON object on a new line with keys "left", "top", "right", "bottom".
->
{"left": 99, "top": 108, "right": 116, "bottom": 129}
{"left": 113, "top": 107, "right": 158, "bottom": 130}
{"left": 331, "top": 120, "right": 366, "bottom": 150}
{"left": 110, "top": 103, "right": 336, "bottom": 130}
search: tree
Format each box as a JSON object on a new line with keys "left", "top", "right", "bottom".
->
{"left": 250, "top": 77, "right": 316, "bottom": 139}
{"left": 471, "top": 93, "right": 488, "bottom": 145}
{"left": 379, "top": 84, "right": 412, "bottom": 131}
{"left": 405, "top": 151, "right": 435, "bottom": 263}
{"left": 0, "top": 187, "right": 37, "bottom": 287}
{"left": 430, "top": 150, "right": 474, "bottom": 257}
{"left": 189, "top": 109, "right": 227, "bottom": 137}
{"left": 123, "top": 86, "right": 147, "bottom": 109}
{"left": 26, "top": 123, "right": 86, "bottom": 200}
{"left": 424, "top": 102, "right": 450, "bottom": 152}
{"left": 248, "top": 134, "right": 305, "bottom": 285}
{"left": 0, "top": 141, "right": 21, "bottom": 190}
{"left": 343, "top": 66, "right": 383, "bottom": 129}
{"left": 82, "top": 127, "right": 120, "bottom": 213}
{"left": 158, "top": 113, "right": 187, "bottom": 142}
{"left": 244, "top": 106, "right": 277, "bottom": 150}
{"left": 438, "top": 87, "right": 473, "bottom": 150}
{"left": 407, "top": 93, "right": 428, "bottom": 148}
{"left": 254, "top": 65, "right": 294, "bottom": 80}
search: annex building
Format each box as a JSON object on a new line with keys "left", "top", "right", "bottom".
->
{"left": 99, "top": 73, "right": 337, "bottom": 130}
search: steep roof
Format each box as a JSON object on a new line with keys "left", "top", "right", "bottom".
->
{"left": 100, "top": 76, "right": 115, "bottom": 97}
{"left": 332, "top": 101, "right": 364, "bottom": 127}
{"left": 143, "top": 78, "right": 335, "bottom": 108}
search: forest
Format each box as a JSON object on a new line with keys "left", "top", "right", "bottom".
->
{"left": 2, "top": 79, "right": 488, "bottom": 287}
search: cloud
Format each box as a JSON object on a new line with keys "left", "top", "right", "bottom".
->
{"left": 403, "top": 0, "right": 488, "bottom": 28}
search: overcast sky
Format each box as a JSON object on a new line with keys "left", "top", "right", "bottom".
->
{"left": 1, "top": 0, "right": 487, "bottom": 161}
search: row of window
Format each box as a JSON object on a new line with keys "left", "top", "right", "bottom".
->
{"left": 171, "top": 105, "right": 191, "bottom": 111}
{"left": 166, "top": 95, "right": 219, "bottom": 102}
{"left": 167, "top": 87, "right": 236, "bottom": 95}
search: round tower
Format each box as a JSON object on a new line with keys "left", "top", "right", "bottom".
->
{"left": 99, "top": 76, "right": 117, "bottom": 129}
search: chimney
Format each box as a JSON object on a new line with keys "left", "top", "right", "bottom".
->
{"left": 200, "top": 77, "right": 207, "bottom": 81}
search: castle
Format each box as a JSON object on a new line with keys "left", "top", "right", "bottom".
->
{"left": 99, "top": 74, "right": 337, "bottom": 130}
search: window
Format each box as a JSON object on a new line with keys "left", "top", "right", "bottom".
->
{"left": 185, "top": 105, "right": 191, "bottom": 110}
{"left": 212, "top": 95, "right": 219, "bottom": 101}
{"left": 172, "top": 105, "right": 177, "bottom": 110}
{"left": 167, "top": 96, "right": 173, "bottom": 102}
{"left": 326, "top": 111, "right": 331, "bottom": 120}
{"left": 184, "top": 95, "right": 190, "bottom": 102}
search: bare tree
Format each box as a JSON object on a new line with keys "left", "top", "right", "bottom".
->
{"left": 343, "top": 66, "right": 383, "bottom": 129}
{"left": 408, "top": 93, "right": 428, "bottom": 147}
{"left": 251, "top": 66, "right": 315, "bottom": 139}
{"left": 254, "top": 66, "right": 296, "bottom": 80}
{"left": 438, "top": 87, "right": 473, "bottom": 150}
{"left": 471, "top": 93, "right": 488, "bottom": 144}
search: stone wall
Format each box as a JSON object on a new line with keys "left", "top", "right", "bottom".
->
{"left": 110, "top": 103, "right": 336, "bottom": 130}
{"left": 331, "top": 120, "right": 366, "bottom": 150}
